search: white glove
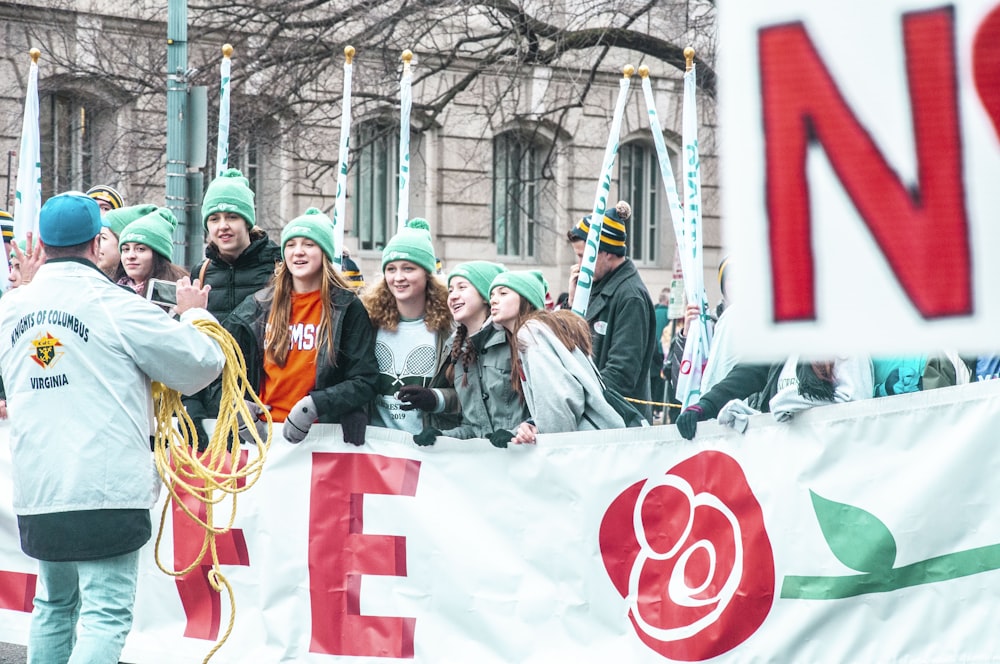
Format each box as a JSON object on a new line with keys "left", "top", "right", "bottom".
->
{"left": 717, "top": 398, "right": 759, "bottom": 434}
{"left": 282, "top": 396, "right": 318, "bottom": 444}
{"left": 237, "top": 400, "right": 270, "bottom": 444}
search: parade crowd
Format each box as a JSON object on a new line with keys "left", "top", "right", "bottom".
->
{"left": 1, "top": 171, "right": 999, "bottom": 662}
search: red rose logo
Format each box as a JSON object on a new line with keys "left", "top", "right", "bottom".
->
{"left": 599, "top": 451, "right": 774, "bottom": 660}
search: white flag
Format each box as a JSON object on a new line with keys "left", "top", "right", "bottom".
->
{"left": 13, "top": 52, "right": 41, "bottom": 243}
{"left": 675, "top": 62, "right": 712, "bottom": 409}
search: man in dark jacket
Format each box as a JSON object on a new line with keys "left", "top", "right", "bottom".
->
{"left": 567, "top": 201, "right": 657, "bottom": 421}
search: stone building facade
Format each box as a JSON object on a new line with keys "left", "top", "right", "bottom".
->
{"left": 0, "top": 1, "right": 722, "bottom": 306}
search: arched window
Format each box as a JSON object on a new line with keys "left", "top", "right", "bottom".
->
{"left": 492, "top": 131, "right": 543, "bottom": 258}
{"left": 617, "top": 140, "right": 670, "bottom": 265}
{"left": 353, "top": 120, "right": 399, "bottom": 251}
{"left": 40, "top": 93, "right": 102, "bottom": 196}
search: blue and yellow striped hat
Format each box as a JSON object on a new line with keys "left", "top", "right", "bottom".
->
{"left": 568, "top": 200, "right": 631, "bottom": 256}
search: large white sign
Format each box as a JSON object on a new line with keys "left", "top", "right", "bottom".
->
{"left": 2, "top": 382, "right": 1000, "bottom": 662}
{"left": 720, "top": 0, "right": 1000, "bottom": 358}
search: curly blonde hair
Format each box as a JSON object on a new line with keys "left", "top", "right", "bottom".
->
{"left": 361, "top": 270, "right": 452, "bottom": 334}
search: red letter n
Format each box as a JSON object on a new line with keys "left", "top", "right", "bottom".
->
{"left": 309, "top": 452, "right": 420, "bottom": 658}
{"left": 759, "top": 8, "right": 971, "bottom": 322}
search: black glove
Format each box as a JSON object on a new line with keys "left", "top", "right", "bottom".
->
{"left": 396, "top": 385, "right": 437, "bottom": 412}
{"left": 413, "top": 427, "right": 441, "bottom": 447}
{"left": 488, "top": 429, "right": 514, "bottom": 449}
{"left": 675, "top": 404, "right": 705, "bottom": 440}
{"left": 341, "top": 410, "right": 368, "bottom": 446}
{"left": 193, "top": 419, "right": 211, "bottom": 453}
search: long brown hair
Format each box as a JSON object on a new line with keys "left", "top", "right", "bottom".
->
{"left": 264, "top": 253, "right": 352, "bottom": 367}
{"left": 113, "top": 251, "right": 189, "bottom": 296}
{"left": 503, "top": 301, "right": 592, "bottom": 397}
{"left": 361, "top": 270, "right": 452, "bottom": 334}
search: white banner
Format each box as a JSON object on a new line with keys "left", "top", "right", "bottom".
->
{"left": 719, "top": 0, "right": 1000, "bottom": 358}
{"left": 2, "top": 381, "right": 1000, "bottom": 662}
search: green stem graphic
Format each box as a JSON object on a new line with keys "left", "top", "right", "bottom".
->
{"left": 781, "top": 542, "right": 1000, "bottom": 599}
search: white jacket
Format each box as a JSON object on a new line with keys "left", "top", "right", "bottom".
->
{"left": 0, "top": 260, "right": 225, "bottom": 515}
{"left": 517, "top": 320, "right": 625, "bottom": 434}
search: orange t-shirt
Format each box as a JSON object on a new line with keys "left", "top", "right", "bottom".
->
{"left": 260, "top": 290, "right": 324, "bottom": 422}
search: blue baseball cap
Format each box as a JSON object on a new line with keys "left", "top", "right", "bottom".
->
{"left": 39, "top": 192, "right": 102, "bottom": 247}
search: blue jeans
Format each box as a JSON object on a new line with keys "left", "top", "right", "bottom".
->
{"left": 28, "top": 549, "right": 140, "bottom": 664}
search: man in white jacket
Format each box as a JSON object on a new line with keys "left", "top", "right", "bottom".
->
{"left": 0, "top": 192, "right": 225, "bottom": 664}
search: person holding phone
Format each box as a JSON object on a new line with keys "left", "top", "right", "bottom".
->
{"left": 223, "top": 208, "right": 378, "bottom": 446}
{"left": 114, "top": 207, "right": 188, "bottom": 301}
{"left": 0, "top": 192, "right": 224, "bottom": 664}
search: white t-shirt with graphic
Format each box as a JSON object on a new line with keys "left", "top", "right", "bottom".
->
{"left": 372, "top": 318, "right": 438, "bottom": 434}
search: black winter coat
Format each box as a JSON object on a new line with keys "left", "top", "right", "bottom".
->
{"left": 191, "top": 235, "right": 282, "bottom": 322}
{"left": 223, "top": 285, "right": 378, "bottom": 423}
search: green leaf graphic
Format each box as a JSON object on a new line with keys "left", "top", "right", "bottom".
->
{"left": 810, "top": 490, "right": 896, "bottom": 573}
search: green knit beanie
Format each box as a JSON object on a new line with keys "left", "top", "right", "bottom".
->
{"left": 103, "top": 204, "right": 158, "bottom": 239}
{"left": 449, "top": 261, "right": 507, "bottom": 302}
{"left": 281, "top": 208, "right": 336, "bottom": 263}
{"left": 118, "top": 207, "right": 177, "bottom": 260}
{"left": 381, "top": 218, "right": 436, "bottom": 275}
{"left": 489, "top": 270, "right": 548, "bottom": 311}
{"left": 202, "top": 168, "right": 256, "bottom": 229}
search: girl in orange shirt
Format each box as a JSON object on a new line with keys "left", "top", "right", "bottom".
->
{"left": 224, "top": 208, "right": 378, "bottom": 445}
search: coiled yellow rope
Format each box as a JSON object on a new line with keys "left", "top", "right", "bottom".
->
{"left": 150, "top": 319, "right": 271, "bottom": 664}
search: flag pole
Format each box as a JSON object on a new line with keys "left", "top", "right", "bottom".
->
{"left": 675, "top": 47, "right": 713, "bottom": 409}
{"left": 638, "top": 64, "right": 686, "bottom": 262}
{"left": 571, "top": 64, "right": 634, "bottom": 318}
{"left": 396, "top": 49, "right": 413, "bottom": 232}
{"left": 215, "top": 43, "right": 233, "bottom": 178}
{"left": 331, "top": 45, "right": 355, "bottom": 269}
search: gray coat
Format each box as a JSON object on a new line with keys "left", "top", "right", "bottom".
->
{"left": 441, "top": 323, "right": 531, "bottom": 439}
{"left": 518, "top": 320, "right": 625, "bottom": 433}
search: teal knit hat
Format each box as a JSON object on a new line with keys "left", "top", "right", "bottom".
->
{"left": 489, "top": 270, "right": 548, "bottom": 311}
{"left": 449, "top": 261, "right": 507, "bottom": 302}
{"left": 381, "top": 218, "right": 436, "bottom": 275}
{"left": 202, "top": 168, "right": 256, "bottom": 229}
{"left": 281, "top": 208, "right": 336, "bottom": 263}
{"left": 103, "top": 204, "right": 158, "bottom": 238}
{"left": 118, "top": 207, "right": 178, "bottom": 260}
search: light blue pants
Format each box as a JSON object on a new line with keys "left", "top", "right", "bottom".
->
{"left": 28, "top": 549, "right": 140, "bottom": 664}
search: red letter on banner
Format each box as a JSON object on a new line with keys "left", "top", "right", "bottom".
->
{"left": 173, "top": 449, "right": 251, "bottom": 641}
{"left": 308, "top": 453, "right": 420, "bottom": 658}
{"left": 759, "top": 8, "right": 971, "bottom": 322}
{"left": 0, "top": 571, "right": 36, "bottom": 613}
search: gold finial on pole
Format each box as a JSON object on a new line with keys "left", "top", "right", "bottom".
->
{"left": 29, "top": 48, "right": 40, "bottom": 64}
{"left": 684, "top": 47, "right": 695, "bottom": 71}
{"left": 623, "top": 64, "right": 635, "bottom": 79}
{"left": 222, "top": 43, "right": 233, "bottom": 58}
{"left": 638, "top": 64, "right": 650, "bottom": 79}
{"left": 402, "top": 49, "right": 413, "bottom": 64}
{"left": 344, "top": 45, "right": 355, "bottom": 65}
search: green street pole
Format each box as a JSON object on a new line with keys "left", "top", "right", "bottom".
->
{"left": 166, "top": 0, "right": 188, "bottom": 265}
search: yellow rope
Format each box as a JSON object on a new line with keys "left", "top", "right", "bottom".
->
{"left": 150, "top": 319, "right": 271, "bottom": 664}
{"left": 624, "top": 396, "right": 683, "bottom": 409}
